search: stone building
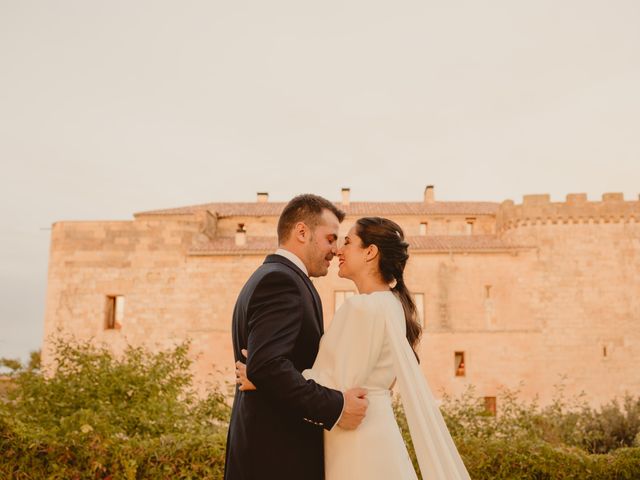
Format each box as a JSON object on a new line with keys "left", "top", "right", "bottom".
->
{"left": 42, "top": 187, "right": 640, "bottom": 408}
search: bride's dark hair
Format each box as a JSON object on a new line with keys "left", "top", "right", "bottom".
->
{"left": 355, "top": 217, "right": 422, "bottom": 357}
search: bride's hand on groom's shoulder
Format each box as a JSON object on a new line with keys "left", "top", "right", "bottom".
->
{"left": 235, "top": 349, "right": 256, "bottom": 391}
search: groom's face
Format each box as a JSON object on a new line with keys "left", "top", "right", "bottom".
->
{"left": 306, "top": 209, "right": 340, "bottom": 277}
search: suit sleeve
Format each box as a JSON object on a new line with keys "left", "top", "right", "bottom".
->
{"left": 245, "top": 270, "right": 344, "bottom": 430}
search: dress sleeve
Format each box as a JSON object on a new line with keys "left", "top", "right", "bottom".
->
{"left": 305, "top": 295, "right": 386, "bottom": 391}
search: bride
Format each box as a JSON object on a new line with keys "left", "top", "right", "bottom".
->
{"left": 238, "top": 217, "right": 470, "bottom": 479}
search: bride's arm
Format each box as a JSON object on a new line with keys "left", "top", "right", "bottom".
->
{"left": 301, "top": 366, "right": 329, "bottom": 385}
{"left": 322, "top": 296, "right": 386, "bottom": 390}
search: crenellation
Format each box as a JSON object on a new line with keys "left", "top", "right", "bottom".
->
{"left": 602, "top": 192, "right": 624, "bottom": 202}
{"left": 566, "top": 193, "right": 588, "bottom": 204}
{"left": 497, "top": 194, "right": 640, "bottom": 232}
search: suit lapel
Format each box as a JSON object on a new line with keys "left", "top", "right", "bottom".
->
{"left": 308, "top": 280, "right": 324, "bottom": 333}
{"left": 264, "top": 255, "right": 324, "bottom": 333}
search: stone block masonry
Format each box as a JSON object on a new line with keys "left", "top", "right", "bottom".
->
{"left": 42, "top": 188, "right": 640, "bottom": 406}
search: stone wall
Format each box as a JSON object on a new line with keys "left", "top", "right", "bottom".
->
{"left": 42, "top": 193, "right": 640, "bottom": 406}
{"left": 499, "top": 194, "right": 640, "bottom": 404}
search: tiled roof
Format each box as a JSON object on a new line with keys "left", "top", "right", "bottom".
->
{"left": 188, "top": 235, "right": 529, "bottom": 255}
{"left": 408, "top": 235, "right": 528, "bottom": 251}
{"left": 136, "top": 201, "right": 499, "bottom": 217}
{"left": 189, "top": 236, "right": 278, "bottom": 254}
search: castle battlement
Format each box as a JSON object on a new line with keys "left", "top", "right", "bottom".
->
{"left": 497, "top": 192, "right": 640, "bottom": 230}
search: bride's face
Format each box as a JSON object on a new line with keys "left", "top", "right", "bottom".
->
{"left": 336, "top": 226, "right": 369, "bottom": 280}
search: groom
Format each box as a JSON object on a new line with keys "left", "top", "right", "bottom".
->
{"left": 224, "top": 194, "right": 369, "bottom": 480}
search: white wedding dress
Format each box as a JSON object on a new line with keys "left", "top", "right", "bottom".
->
{"left": 303, "top": 291, "right": 470, "bottom": 480}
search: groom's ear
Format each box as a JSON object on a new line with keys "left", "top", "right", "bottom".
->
{"left": 293, "top": 221, "right": 309, "bottom": 243}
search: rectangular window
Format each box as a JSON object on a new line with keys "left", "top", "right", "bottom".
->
{"left": 484, "top": 396, "right": 497, "bottom": 416}
{"left": 465, "top": 218, "right": 475, "bottom": 235}
{"left": 413, "top": 292, "right": 425, "bottom": 326}
{"left": 485, "top": 285, "right": 492, "bottom": 299}
{"left": 334, "top": 290, "right": 355, "bottom": 312}
{"left": 419, "top": 222, "right": 428, "bottom": 235}
{"left": 105, "top": 295, "right": 125, "bottom": 330}
{"left": 454, "top": 351, "right": 465, "bottom": 376}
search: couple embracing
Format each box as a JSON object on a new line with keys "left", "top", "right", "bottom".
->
{"left": 224, "top": 194, "right": 470, "bottom": 480}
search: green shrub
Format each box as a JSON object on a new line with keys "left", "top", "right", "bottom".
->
{"left": 575, "top": 395, "right": 640, "bottom": 454}
{"left": 393, "top": 386, "right": 640, "bottom": 480}
{"left": 0, "top": 338, "right": 229, "bottom": 479}
{"left": 3, "top": 339, "right": 640, "bottom": 479}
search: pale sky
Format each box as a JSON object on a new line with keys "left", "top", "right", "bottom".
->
{"left": 1, "top": 1, "right": 639, "bottom": 361}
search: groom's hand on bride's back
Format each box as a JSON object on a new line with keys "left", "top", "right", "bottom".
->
{"left": 236, "top": 349, "right": 368, "bottom": 428}
{"left": 337, "top": 388, "right": 368, "bottom": 430}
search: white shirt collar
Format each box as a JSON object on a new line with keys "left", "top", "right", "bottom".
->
{"left": 275, "top": 248, "right": 309, "bottom": 277}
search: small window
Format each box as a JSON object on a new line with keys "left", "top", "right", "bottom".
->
{"left": 334, "top": 290, "right": 356, "bottom": 312}
{"left": 413, "top": 292, "right": 425, "bottom": 326}
{"left": 465, "top": 218, "right": 475, "bottom": 235}
{"left": 454, "top": 351, "right": 465, "bottom": 377}
{"left": 419, "top": 222, "right": 428, "bottom": 235}
{"left": 602, "top": 346, "right": 608, "bottom": 358}
{"left": 485, "top": 285, "right": 492, "bottom": 299}
{"left": 484, "top": 396, "right": 497, "bottom": 416}
{"left": 105, "top": 295, "right": 125, "bottom": 330}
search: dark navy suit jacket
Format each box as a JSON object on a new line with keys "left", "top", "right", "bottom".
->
{"left": 224, "top": 254, "right": 344, "bottom": 480}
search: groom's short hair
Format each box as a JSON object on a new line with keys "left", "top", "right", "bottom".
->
{"left": 277, "top": 194, "right": 345, "bottom": 243}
